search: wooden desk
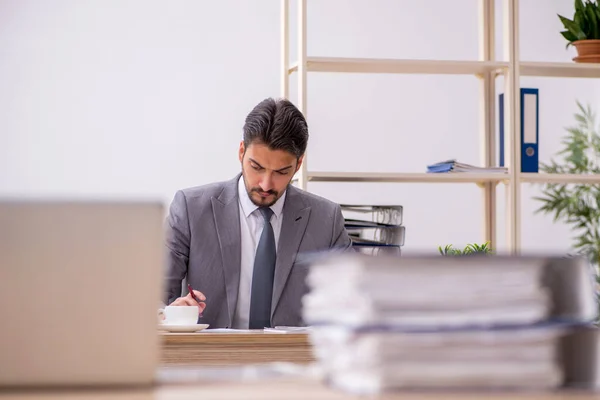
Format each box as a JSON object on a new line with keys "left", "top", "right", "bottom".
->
{"left": 2, "top": 378, "right": 598, "bottom": 400}
{"left": 160, "top": 331, "right": 314, "bottom": 365}
{"left": 156, "top": 379, "right": 600, "bottom": 400}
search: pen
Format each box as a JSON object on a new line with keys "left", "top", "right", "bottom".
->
{"left": 187, "top": 283, "right": 204, "bottom": 318}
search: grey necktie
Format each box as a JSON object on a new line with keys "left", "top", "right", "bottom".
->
{"left": 249, "top": 207, "right": 276, "bottom": 329}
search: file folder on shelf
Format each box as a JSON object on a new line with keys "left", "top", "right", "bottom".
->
{"left": 348, "top": 236, "right": 402, "bottom": 256}
{"left": 499, "top": 88, "right": 539, "bottom": 173}
{"left": 339, "top": 204, "right": 405, "bottom": 256}
{"left": 339, "top": 204, "right": 403, "bottom": 226}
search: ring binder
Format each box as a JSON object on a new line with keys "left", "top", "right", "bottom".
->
{"left": 499, "top": 88, "right": 539, "bottom": 173}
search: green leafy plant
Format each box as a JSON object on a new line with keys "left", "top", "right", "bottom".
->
{"left": 558, "top": 0, "right": 600, "bottom": 47}
{"left": 534, "top": 100, "right": 600, "bottom": 323}
{"left": 533, "top": 101, "right": 600, "bottom": 266}
{"left": 438, "top": 242, "right": 492, "bottom": 256}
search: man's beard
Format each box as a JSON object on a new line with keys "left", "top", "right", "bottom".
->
{"left": 242, "top": 171, "right": 291, "bottom": 207}
{"left": 247, "top": 186, "right": 279, "bottom": 207}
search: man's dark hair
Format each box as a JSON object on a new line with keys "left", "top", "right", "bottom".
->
{"left": 242, "top": 98, "right": 308, "bottom": 159}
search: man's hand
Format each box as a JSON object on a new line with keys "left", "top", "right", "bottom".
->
{"left": 169, "top": 290, "right": 207, "bottom": 314}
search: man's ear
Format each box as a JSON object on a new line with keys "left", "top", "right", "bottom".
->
{"left": 295, "top": 155, "right": 304, "bottom": 172}
{"left": 238, "top": 141, "right": 245, "bottom": 163}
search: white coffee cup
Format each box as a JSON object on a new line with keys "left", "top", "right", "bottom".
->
{"left": 158, "top": 306, "right": 199, "bottom": 325}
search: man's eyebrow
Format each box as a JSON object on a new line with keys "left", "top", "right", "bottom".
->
{"left": 249, "top": 158, "right": 293, "bottom": 172}
{"left": 249, "top": 158, "right": 263, "bottom": 168}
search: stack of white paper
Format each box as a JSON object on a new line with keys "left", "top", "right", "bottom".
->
{"left": 302, "top": 254, "right": 573, "bottom": 394}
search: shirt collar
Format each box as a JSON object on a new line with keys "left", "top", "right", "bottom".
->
{"left": 238, "top": 175, "right": 286, "bottom": 219}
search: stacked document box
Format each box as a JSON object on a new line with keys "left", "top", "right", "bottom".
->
{"left": 340, "top": 204, "right": 404, "bottom": 255}
{"left": 302, "top": 253, "right": 599, "bottom": 394}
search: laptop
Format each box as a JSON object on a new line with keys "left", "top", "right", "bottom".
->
{"left": 0, "top": 200, "right": 165, "bottom": 388}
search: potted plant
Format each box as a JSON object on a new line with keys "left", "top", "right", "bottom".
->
{"left": 533, "top": 101, "right": 600, "bottom": 318}
{"left": 558, "top": 0, "right": 600, "bottom": 62}
{"left": 438, "top": 242, "right": 492, "bottom": 256}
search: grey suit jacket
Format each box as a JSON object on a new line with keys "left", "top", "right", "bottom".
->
{"left": 164, "top": 174, "right": 352, "bottom": 328}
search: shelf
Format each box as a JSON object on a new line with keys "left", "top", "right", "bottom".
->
{"left": 304, "top": 171, "right": 508, "bottom": 184}
{"left": 281, "top": 0, "right": 600, "bottom": 254}
{"left": 521, "top": 173, "right": 600, "bottom": 184}
{"left": 288, "top": 57, "right": 508, "bottom": 76}
{"left": 520, "top": 61, "right": 600, "bottom": 78}
{"left": 297, "top": 172, "right": 600, "bottom": 184}
{"left": 289, "top": 59, "right": 600, "bottom": 78}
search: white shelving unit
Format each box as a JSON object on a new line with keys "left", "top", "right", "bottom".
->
{"left": 280, "top": 0, "right": 600, "bottom": 254}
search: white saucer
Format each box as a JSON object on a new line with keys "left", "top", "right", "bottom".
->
{"left": 158, "top": 323, "right": 210, "bottom": 333}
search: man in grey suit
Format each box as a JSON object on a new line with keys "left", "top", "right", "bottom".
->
{"left": 164, "top": 97, "right": 352, "bottom": 329}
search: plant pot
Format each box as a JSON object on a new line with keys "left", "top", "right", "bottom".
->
{"left": 572, "top": 39, "right": 600, "bottom": 63}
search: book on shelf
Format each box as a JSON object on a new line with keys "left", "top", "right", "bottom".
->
{"left": 427, "top": 159, "right": 507, "bottom": 174}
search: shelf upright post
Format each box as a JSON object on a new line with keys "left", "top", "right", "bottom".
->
{"left": 478, "top": 0, "right": 497, "bottom": 249}
{"left": 296, "top": 0, "right": 308, "bottom": 190}
{"left": 503, "top": 0, "right": 522, "bottom": 253}
{"left": 281, "top": 0, "right": 289, "bottom": 99}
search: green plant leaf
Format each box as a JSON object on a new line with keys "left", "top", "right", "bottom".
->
{"left": 439, "top": 244, "right": 456, "bottom": 256}
{"left": 533, "top": 100, "right": 600, "bottom": 280}
{"left": 438, "top": 242, "right": 492, "bottom": 256}
{"left": 575, "top": 8, "right": 588, "bottom": 36}
{"left": 561, "top": 30, "right": 579, "bottom": 42}
{"left": 559, "top": 14, "right": 587, "bottom": 39}
{"left": 586, "top": 1, "right": 600, "bottom": 38}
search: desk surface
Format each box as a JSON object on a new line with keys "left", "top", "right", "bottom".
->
{"left": 160, "top": 331, "right": 314, "bottom": 365}
{"left": 157, "top": 379, "right": 600, "bottom": 400}
{"left": 1, "top": 379, "right": 598, "bottom": 400}
{"left": 5, "top": 331, "right": 596, "bottom": 399}
{"left": 161, "top": 330, "right": 310, "bottom": 343}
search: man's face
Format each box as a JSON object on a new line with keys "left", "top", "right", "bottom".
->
{"left": 238, "top": 141, "right": 303, "bottom": 207}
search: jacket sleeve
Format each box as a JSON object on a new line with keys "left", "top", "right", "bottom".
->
{"left": 164, "top": 190, "right": 191, "bottom": 304}
{"left": 331, "top": 203, "right": 353, "bottom": 251}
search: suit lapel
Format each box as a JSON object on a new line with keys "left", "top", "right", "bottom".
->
{"left": 211, "top": 175, "right": 241, "bottom": 326}
{"left": 272, "top": 186, "right": 310, "bottom": 316}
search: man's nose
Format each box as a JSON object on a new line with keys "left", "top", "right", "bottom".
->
{"left": 259, "top": 174, "right": 274, "bottom": 192}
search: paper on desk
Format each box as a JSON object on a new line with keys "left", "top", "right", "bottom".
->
{"left": 203, "top": 327, "right": 310, "bottom": 333}
{"left": 264, "top": 326, "right": 311, "bottom": 333}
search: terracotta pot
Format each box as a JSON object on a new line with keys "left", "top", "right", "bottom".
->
{"left": 572, "top": 39, "right": 600, "bottom": 63}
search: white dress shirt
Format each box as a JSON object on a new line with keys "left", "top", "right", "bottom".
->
{"left": 231, "top": 176, "right": 286, "bottom": 329}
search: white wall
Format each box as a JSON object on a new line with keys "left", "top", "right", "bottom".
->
{"left": 1, "top": 0, "right": 598, "bottom": 255}
{"left": 0, "top": 0, "right": 279, "bottom": 200}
